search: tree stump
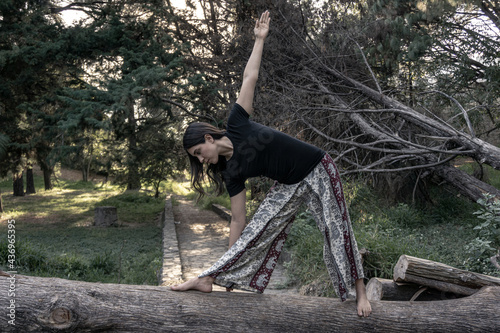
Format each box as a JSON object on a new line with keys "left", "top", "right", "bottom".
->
{"left": 94, "top": 206, "right": 117, "bottom": 227}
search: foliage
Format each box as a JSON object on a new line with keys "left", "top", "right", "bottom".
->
{"left": 0, "top": 0, "right": 216, "bottom": 193}
{"left": 465, "top": 193, "right": 500, "bottom": 273}
{"left": 361, "top": 0, "right": 500, "bottom": 132}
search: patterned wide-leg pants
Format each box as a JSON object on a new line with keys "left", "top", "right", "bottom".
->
{"left": 198, "top": 154, "right": 364, "bottom": 301}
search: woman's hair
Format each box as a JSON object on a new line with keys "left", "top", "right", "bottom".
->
{"left": 183, "top": 122, "right": 227, "bottom": 199}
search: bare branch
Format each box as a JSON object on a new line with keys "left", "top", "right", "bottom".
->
{"left": 341, "top": 154, "right": 459, "bottom": 175}
{"left": 349, "top": 37, "right": 382, "bottom": 94}
{"left": 161, "top": 98, "right": 216, "bottom": 123}
{"left": 421, "top": 90, "right": 476, "bottom": 137}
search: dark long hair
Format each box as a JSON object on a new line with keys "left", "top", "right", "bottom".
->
{"left": 183, "top": 122, "right": 227, "bottom": 199}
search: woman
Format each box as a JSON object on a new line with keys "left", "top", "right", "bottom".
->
{"left": 171, "top": 10, "right": 372, "bottom": 317}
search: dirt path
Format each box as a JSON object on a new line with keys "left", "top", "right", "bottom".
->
{"left": 172, "top": 195, "right": 298, "bottom": 295}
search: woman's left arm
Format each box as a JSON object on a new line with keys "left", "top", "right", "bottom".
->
{"left": 236, "top": 11, "right": 270, "bottom": 115}
{"left": 229, "top": 189, "right": 247, "bottom": 248}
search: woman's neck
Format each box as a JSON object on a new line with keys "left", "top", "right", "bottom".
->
{"left": 217, "top": 136, "right": 234, "bottom": 160}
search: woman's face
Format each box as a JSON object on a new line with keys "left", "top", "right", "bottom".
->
{"left": 187, "top": 134, "right": 219, "bottom": 165}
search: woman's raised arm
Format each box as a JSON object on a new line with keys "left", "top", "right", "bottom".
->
{"left": 235, "top": 11, "right": 270, "bottom": 115}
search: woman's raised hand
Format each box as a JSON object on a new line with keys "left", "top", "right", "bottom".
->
{"left": 254, "top": 10, "right": 270, "bottom": 40}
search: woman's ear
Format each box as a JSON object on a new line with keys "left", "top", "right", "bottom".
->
{"left": 204, "top": 134, "right": 214, "bottom": 143}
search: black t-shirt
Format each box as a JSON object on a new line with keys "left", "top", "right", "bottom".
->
{"left": 223, "top": 103, "right": 325, "bottom": 197}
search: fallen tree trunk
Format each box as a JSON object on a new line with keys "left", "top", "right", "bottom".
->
{"left": 394, "top": 255, "right": 500, "bottom": 296}
{"left": 366, "top": 277, "right": 462, "bottom": 301}
{"left": 1, "top": 272, "right": 500, "bottom": 332}
{"left": 324, "top": 65, "right": 500, "bottom": 170}
{"left": 308, "top": 77, "right": 500, "bottom": 205}
{"left": 431, "top": 164, "right": 500, "bottom": 203}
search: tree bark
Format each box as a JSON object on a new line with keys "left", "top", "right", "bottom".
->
{"left": 394, "top": 255, "right": 500, "bottom": 295}
{"left": 25, "top": 167, "right": 36, "bottom": 195}
{"left": 39, "top": 163, "right": 53, "bottom": 191}
{"left": 12, "top": 172, "right": 24, "bottom": 197}
{"left": 432, "top": 164, "right": 500, "bottom": 202}
{"left": 0, "top": 189, "right": 3, "bottom": 213}
{"left": 1, "top": 272, "right": 499, "bottom": 332}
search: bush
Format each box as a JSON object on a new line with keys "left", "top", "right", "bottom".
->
{"left": 464, "top": 193, "right": 500, "bottom": 275}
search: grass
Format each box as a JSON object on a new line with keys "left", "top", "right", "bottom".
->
{"left": 0, "top": 171, "right": 165, "bottom": 285}
{"left": 283, "top": 176, "right": 500, "bottom": 297}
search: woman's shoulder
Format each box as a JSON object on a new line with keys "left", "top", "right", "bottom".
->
{"left": 228, "top": 103, "right": 250, "bottom": 125}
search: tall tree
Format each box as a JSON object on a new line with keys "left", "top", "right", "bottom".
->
{"left": 52, "top": 0, "right": 212, "bottom": 190}
{"left": 0, "top": 0, "right": 65, "bottom": 195}
{"left": 362, "top": 0, "right": 500, "bottom": 131}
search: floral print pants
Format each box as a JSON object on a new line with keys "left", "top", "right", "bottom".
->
{"left": 199, "top": 154, "right": 364, "bottom": 301}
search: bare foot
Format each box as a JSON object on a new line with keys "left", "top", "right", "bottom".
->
{"left": 355, "top": 278, "right": 372, "bottom": 317}
{"left": 357, "top": 297, "right": 372, "bottom": 317}
{"left": 170, "top": 276, "right": 214, "bottom": 293}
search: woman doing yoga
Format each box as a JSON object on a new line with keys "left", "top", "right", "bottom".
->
{"left": 171, "top": 10, "right": 372, "bottom": 317}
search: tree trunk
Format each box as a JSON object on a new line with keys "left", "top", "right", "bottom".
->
{"left": 126, "top": 99, "right": 141, "bottom": 191}
{"left": 0, "top": 189, "right": 3, "bottom": 213}
{"left": 1, "top": 272, "right": 499, "bottom": 332}
{"left": 327, "top": 66, "right": 500, "bottom": 170}
{"left": 310, "top": 77, "right": 500, "bottom": 205}
{"left": 25, "top": 167, "right": 36, "bottom": 195}
{"left": 94, "top": 206, "right": 118, "bottom": 227}
{"left": 12, "top": 172, "right": 24, "bottom": 197}
{"left": 81, "top": 166, "right": 88, "bottom": 182}
{"left": 394, "top": 255, "right": 500, "bottom": 296}
{"left": 432, "top": 164, "right": 500, "bottom": 202}
{"left": 40, "top": 163, "right": 53, "bottom": 190}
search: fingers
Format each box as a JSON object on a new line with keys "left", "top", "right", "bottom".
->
{"left": 254, "top": 10, "right": 270, "bottom": 37}
{"left": 260, "top": 10, "right": 270, "bottom": 24}
{"left": 256, "top": 10, "right": 270, "bottom": 27}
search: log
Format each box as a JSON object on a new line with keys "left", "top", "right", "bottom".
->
{"left": 366, "top": 277, "right": 462, "bottom": 301}
{"left": 1, "top": 272, "right": 500, "bottom": 332}
{"left": 394, "top": 255, "right": 500, "bottom": 295}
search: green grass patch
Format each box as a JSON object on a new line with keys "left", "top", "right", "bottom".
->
{"left": 0, "top": 172, "right": 164, "bottom": 285}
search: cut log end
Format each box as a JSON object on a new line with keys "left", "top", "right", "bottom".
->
{"left": 366, "top": 277, "right": 385, "bottom": 301}
{"left": 393, "top": 254, "right": 409, "bottom": 282}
